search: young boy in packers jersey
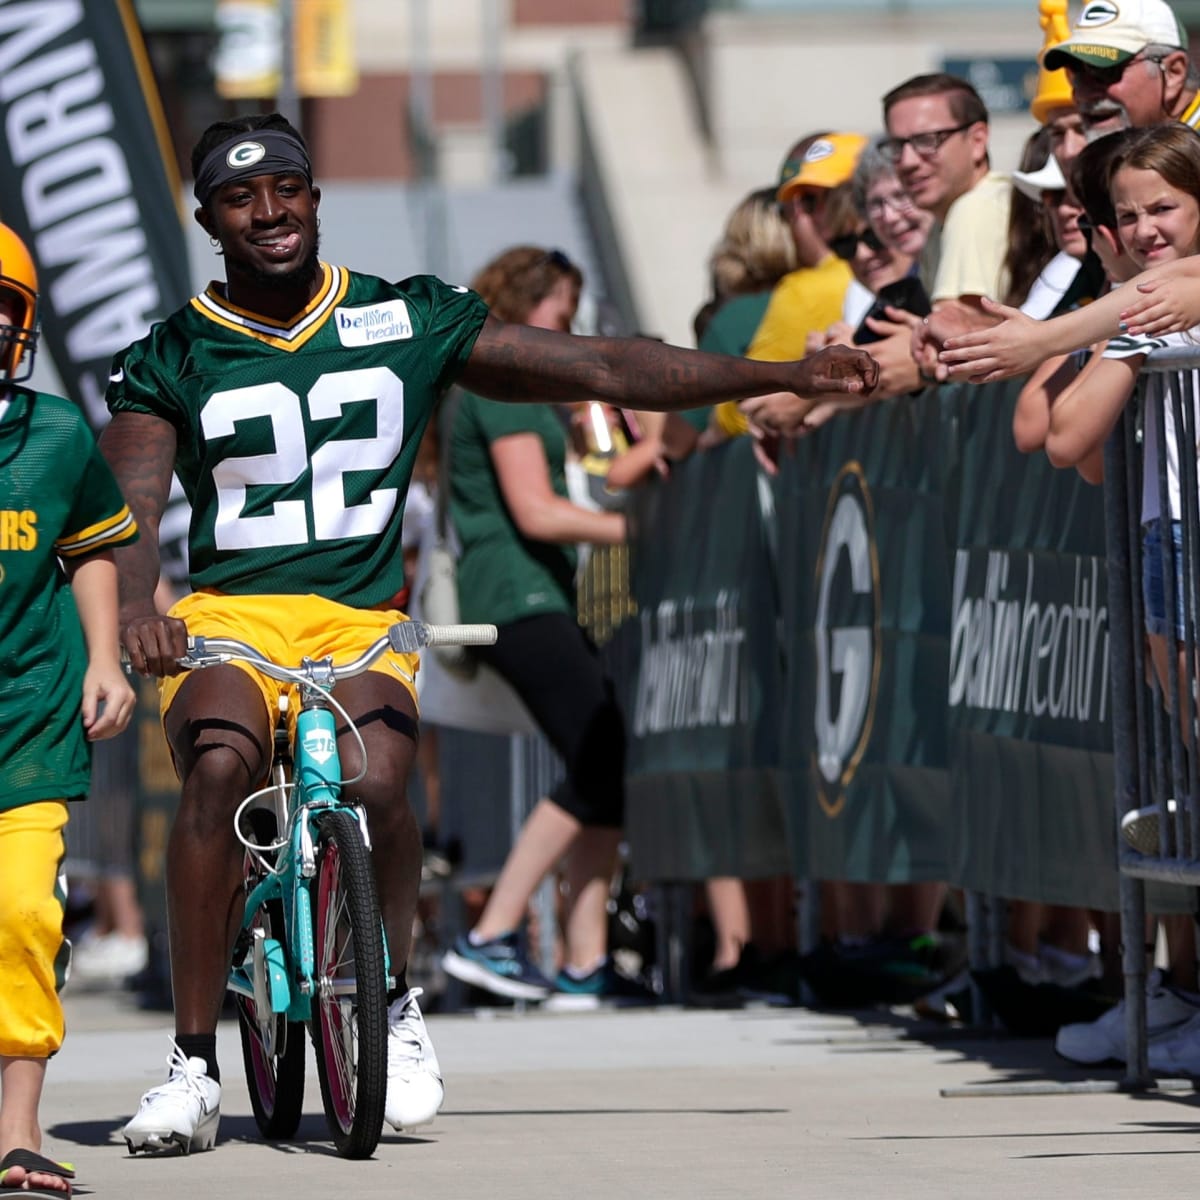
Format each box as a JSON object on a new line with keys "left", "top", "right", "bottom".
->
{"left": 101, "top": 112, "right": 878, "bottom": 1156}
{"left": 0, "top": 223, "right": 138, "bottom": 1196}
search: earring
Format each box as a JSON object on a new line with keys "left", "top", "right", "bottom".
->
{"left": 209, "top": 235, "right": 219, "bottom": 247}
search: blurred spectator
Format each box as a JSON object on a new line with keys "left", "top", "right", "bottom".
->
{"left": 1002, "top": 127, "right": 1058, "bottom": 312}
{"left": 1044, "top": 0, "right": 1199, "bottom": 135}
{"left": 816, "top": 138, "right": 933, "bottom": 400}
{"left": 883, "top": 73, "right": 1012, "bottom": 379}
{"left": 440, "top": 246, "right": 648, "bottom": 1008}
{"left": 668, "top": 186, "right": 799, "bottom": 459}
{"left": 729, "top": 132, "right": 867, "bottom": 442}
{"left": 717, "top": 133, "right": 864, "bottom": 436}
{"left": 1033, "top": 0, "right": 1088, "bottom": 167}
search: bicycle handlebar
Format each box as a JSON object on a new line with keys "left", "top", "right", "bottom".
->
{"left": 179, "top": 620, "right": 498, "bottom": 684}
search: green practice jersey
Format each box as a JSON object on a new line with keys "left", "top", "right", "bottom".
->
{"left": 450, "top": 391, "right": 577, "bottom": 627}
{"left": 107, "top": 266, "right": 488, "bottom": 607}
{"left": 0, "top": 388, "right": 138, "bottom": 811}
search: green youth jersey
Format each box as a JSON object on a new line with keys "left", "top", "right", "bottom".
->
{"left": 0, "top": 388, "right": 138, "bottom": 811}
{"left": 107, "top": 266, "right": 489, "bottom": 607}
{"left": 449, "top": 391, "right": 577, "bottom": 626}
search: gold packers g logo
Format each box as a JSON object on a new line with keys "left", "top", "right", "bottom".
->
{"left": 226, "top": 140, "right": 266, "bottom": 169}
{"left": 813, "top": 462, "right": 882, "bottom": 817}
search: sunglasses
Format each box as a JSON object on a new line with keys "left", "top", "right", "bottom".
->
{"left": 1076, "top": 213, "right": 1095, "bottom": 250}
{"left": 1067, "top": 50, "right": 1164, "bottom": 88}
{"left": 778, "top": 191, "right": 821, "bottom": 219}
{"left": 830, "top": 228, "right": 887, "bottom": 261}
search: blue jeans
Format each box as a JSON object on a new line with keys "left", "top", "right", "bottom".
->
{"left": 1142, "top": 518, "right": 1187, "bottom": 640}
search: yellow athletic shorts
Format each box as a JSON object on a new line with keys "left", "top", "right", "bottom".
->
{"left": 159, "top": 592, "right": 420, "bottom": 745}
{"left": 0, "top": 800, "right": 69, "bottom": 1058}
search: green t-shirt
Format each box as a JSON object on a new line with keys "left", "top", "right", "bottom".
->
{"left": 0, "top": 388, "right": 139, "bottom": 811}
{"left": 107, "top": 266, "right": 488, "bottom": 607}
{"left": 683, "top": 291, "right": 775, "bottom": 432}
{"left": 448, "top": 391, "right": 577, "bottom": 626}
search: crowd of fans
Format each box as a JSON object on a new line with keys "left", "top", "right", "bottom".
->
{"left": 402, "top": 0, "right": 1200, "bottom": 1087}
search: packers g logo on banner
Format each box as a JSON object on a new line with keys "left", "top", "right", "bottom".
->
{"left": 226, "top": 140, "right": 266, "bottom": 169}
{"left": 813, "top": 462, "right": 882, "bottom": 817}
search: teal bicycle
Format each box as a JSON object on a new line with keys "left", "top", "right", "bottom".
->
{"left": 175, "top": 619, "right": 496, "bottom": 1159}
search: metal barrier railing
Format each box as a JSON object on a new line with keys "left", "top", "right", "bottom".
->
{"left": 1105, "top": 343, "right": 1200, "bottom": 1086}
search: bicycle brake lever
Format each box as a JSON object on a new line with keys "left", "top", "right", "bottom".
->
{"left": 387, "top": 622, "right": 429, "bottom": 654}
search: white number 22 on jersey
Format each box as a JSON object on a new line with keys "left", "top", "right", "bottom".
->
{"left": 202, "top": 367, "right": 405, "bottom": 550}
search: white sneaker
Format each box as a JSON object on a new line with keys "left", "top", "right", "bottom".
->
{"left": 1055, "top": 969, "right": 1198, "bottom": 1065}
{"left": 384, "top": 987, "right": 444, "bottom": 1131}
{"left": 122, "top": 1040, "right": 221, "bottom": 1154}
{"left": 1120, "top": 799, "right": 1178, "bottom": 855}
{"left": 1038, "top": 944, "right": 1104, "bottom": 990}
{"left": 1148, "top": 1008, "right": 1200, "bottom": 1075}
{"left": 70, "top": 931, "right": 149, "bottom": 987}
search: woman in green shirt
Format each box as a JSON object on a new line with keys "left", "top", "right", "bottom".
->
{"left": 441, "top": 247, "right": 635, "bottom": 1005}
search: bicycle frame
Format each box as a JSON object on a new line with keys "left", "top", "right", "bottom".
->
{"left": 227, "top": 681, "right": 392, "bottom": 1024}
{"left": 175, "top": 619, "right": 496, "bottom": 1154}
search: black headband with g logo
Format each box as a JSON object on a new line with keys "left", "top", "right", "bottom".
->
{"left": 193, "top": 130, "right": 313, "bottom": 205}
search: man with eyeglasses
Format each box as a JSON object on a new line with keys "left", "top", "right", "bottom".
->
{"left": 882, "top": 73, "right": 1012, "bottom": 380}
{"left": 1043, "top": 0, "right": 1199, "bottom": 134}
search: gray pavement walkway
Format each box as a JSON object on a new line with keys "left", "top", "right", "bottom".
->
{"left": 41, "top": 987, "right": 1200, "bottom": 1199}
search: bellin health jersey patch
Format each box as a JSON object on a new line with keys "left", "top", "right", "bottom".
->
{"left": 334, "top": 300, "right": 414, "bottom": 346}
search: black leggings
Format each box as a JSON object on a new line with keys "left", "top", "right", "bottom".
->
{"left": 473, "top": 612, "right": 625, "bottom": 828}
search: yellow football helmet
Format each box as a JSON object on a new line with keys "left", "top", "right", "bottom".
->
{"left": 0, "top": 222, "right": 39, "bottom": 383}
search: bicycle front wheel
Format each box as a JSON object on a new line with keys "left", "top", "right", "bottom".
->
{"left": 310, "top": 809, "right": 388, "bottom": 1159}
{"left": 236, "top": 852, "right": 305, "bottom": 1140}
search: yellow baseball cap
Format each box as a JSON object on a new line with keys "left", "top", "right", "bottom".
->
{"left": 777, "top": 133, "right": 868, "bottom": 202}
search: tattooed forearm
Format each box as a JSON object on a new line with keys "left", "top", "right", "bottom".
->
{"left": 98, "top": 412, "right": 176, "bottom": 619}
{"left": 459, "top": 317, "right": 795, "bottom": 410}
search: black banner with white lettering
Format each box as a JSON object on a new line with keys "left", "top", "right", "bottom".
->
{"left": 619, "top": 440, "right": 791, "bottom": 881}
{"left": 0, "top": 0, "right": 190, "bottom": 428}
{"left": 777, "top": 390, "right": 954, "bottom": 884}
{"left": 946, "top": 379, "right": 1118, "bottom": 909}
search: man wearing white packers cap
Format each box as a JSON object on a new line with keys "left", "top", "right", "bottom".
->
{"left": 1044, "top": 0, "right": 1200, "bottom": 132}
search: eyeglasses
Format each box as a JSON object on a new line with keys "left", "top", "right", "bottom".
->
{"left": 829, "top": 228, "right": 887, "bottom": 261}
{"left": 1067, "top": 50, "right": 1164, "bottom": 88}
{"left": 880, "top": 122, "right": 976, "bottom": 163}
{"left": 865, "top": 192, "right": 919, "bottom": 219}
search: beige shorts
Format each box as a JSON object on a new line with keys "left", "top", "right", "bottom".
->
{"left": 159, "top": 591, "right": 420, "bottom": 744}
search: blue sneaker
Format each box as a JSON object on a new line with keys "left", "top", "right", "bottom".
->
{"left": 544, "top": 959, "right": 658, "bottom": 1012}
{"left": 441, "top": 932, "right": 552, "bottom": 1001}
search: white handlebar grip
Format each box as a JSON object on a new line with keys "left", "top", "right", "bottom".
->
{"left": 388, "top": 621, "right": 498, "bottom": 654}
{"left": 425, "top": 623, "right": 498, "bottom": 647}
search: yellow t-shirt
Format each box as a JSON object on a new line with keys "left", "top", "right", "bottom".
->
{"left": 919, "top": 171, "right": 1012, "bottom": 304}
{"left": 715, "top": 255, "right": 852, "bottom": 437}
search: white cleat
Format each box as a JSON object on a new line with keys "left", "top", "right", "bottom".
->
{"left": 122, "top": 1040, "right": 221, "bottom": 1155}
{"left": 384, "top": 987, "right": 444, "bottom": 1131}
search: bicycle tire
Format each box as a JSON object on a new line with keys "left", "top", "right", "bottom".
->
{"left": 236, "top": 886, "right": 305, "bottom": 1140}
{"left": 310, "top": 808, "right": 388, "bottom": 1159}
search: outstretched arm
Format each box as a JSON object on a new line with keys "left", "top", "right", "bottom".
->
{"left": 98, "top": 411, "right": 187, "bottom": 676}
{"left": 457, "top": 316, "right": 879, "bottom": 418}
{"left": 939, "top": 261, "right": 1200, "bottom": 381}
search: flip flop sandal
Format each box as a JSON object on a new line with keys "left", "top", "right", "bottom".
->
{"left": 0, "top": 1148, "right": 75, "bottom": 1197}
